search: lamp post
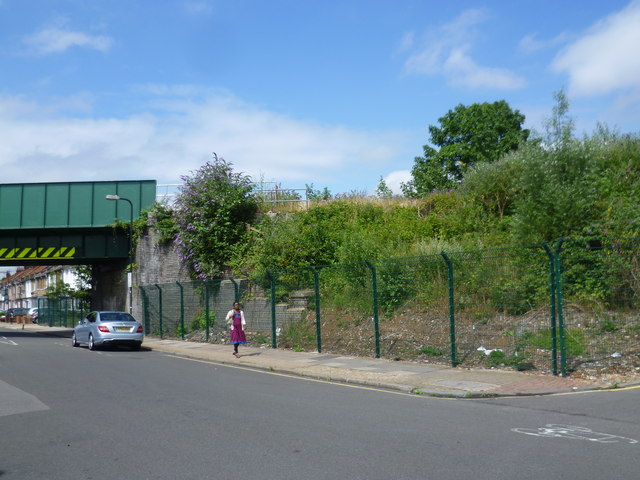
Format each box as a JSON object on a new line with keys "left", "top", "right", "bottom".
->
{"left": 106, "top": 195, "right": 134, "bottom": 314}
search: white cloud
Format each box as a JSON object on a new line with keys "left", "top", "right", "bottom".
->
{"left": 24, "top": 26, "right": 112, "bottom": 54}
{"left": 383, "top": 170, "right": 412, "bottom": 194}
{"left": 403, "top": 8, "right": 525, "bottom": 90}
{"left": 519, "top": 32, "right": 569, "bottom": 54}
{"left": 552, "top": 1, "right": 640, "bottom": 97}
{"left": 0, "top": 89, "right": 408, "bottom": 191}
{"left": 444, "top": 46, "right": 526, "bottom": 89}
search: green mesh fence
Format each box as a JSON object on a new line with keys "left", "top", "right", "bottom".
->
{"left": 444, "top": 245, "right": 554, "bottom": 371}
{"left": 38, "top": 296, "right": 90, "bottom": 328}
{"left": 375, "top": 255, "right": 450, "bottom": 361}
{"left": 139, "top": 278, "right": 276, "bottom": 345}
{"left": 556, "top": 238, "right": 640, "bottom": 377}
{"left": 138, "top": 237, "right": 640, "bottom": 377}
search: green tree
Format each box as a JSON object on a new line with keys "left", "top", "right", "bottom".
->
{"left": 71, "top": 265, "right": 92, "bottom": 301}
{"left": 45, "top": 280, "right": 75, "bottom": 299}
{"left": 403, "top": 100, "right": 529, "bottom": 197}
{"left": 543, "top": 88, "right": 574, "bottom": 149}
{"left": 375, "top": 176, "right": 393, "bottom": 198}
{"left": 305, "top": 183, "right": 332, "bottom": 201}
{"left": 174, "top": 154, "right": 258, "bottom": 279}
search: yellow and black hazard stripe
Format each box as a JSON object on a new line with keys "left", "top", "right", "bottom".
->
{"left": 0, "top": 247, "right": 76, "bottom": 260}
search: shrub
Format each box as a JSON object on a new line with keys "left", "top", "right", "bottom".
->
{"left": 190, "top": 310, "right": 215, "bottom": 331}
{"left": 174, "top": 155, "right": 257, "bottom": 279}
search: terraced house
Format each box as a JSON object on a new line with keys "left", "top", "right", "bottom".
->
{"left": 1, "top": 265, "right": 83, "bottom": 311}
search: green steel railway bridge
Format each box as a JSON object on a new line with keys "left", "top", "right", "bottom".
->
{"left": 0, "top": 180, "right": 157, "bottom": 311}
{"left": 0, "top": 180, "right": 156, "bottom": 265}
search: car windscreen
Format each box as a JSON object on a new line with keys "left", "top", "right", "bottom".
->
{"left": 100, "top": 313, "right": 136, "bottom": 322}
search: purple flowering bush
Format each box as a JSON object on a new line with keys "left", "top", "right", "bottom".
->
{"left": 174, "top": 155, "right": 257, "bottom": 279}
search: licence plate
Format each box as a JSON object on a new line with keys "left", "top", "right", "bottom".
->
{"left": 116, "top": 327, "right": 130, "bottom": 331}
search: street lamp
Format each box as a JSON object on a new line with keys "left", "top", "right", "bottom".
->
{"left": 106, "top": 194, "right": 134, "bottom": 314}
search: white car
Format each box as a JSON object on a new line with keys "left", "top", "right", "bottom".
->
{"left": 72, "top": 311, "right": 144, "bottom": 351}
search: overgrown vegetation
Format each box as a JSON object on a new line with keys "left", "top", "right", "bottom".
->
{"left": 142, "top": 94, "right": 639, "bottom": 351}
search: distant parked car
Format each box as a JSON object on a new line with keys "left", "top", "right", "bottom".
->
{"left": 0, "top": 310, "right": 6, "bottom": 321}
{"left": 72, "top": 311, "right": 144, "bottom": 351}
{"left": 28, "top": 307, "right": 39, "bottom": 324}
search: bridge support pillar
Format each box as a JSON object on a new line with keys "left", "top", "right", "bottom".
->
{"left": 91, "top": 261, "right": 129, "bottom": 313}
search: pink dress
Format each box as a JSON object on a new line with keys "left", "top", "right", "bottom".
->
{"left": 230, "top": 311, "right": 247, "bottom": 345}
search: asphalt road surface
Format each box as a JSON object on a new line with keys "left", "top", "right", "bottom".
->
{"left": 2, "top": 328, "right": 639, "bottom": 480}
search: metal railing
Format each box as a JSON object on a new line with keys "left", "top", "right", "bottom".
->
{"left": 157, "top": 183, "right": 309, "bottom": 211}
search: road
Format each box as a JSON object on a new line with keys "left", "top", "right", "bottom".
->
{"left": 2, "top": 328, "right": 639, "bottom": 480}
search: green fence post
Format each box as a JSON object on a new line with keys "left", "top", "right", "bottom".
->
{"left": 229, "top": 278, "right": 240, "bottom": 303}
{"left": 176, "top": 281, "right": 185, "bottom": 340}
{"left": 62, "top": 297, "right": 68, "bottom": 328}
{"left": 555, "top": 239, "right": 567, "bottom": 377}
{"left": 42, "top": 297, "right": 52, "bottom": 327}
{"left": 267, "top": 270, "right": 277, "bottom": 349}
{"left": 155, "top": 284, "right": 163, "bottom": 339}
{"left": 202, "top": 281, "right": 210, "bottom": 342}
{"left": 441, "top": 252, "right": 457, "bottom": 367}
{"left": 56, "top": 298, "right": 62, "bottom": 326}
{"left": 542, "top": 243, "right": 559, "bottom": 376}
{"left": 364, "top": 260, "right": 381, "bottom": 359}
{"left": 308, "top": 266, "right": 322, "bottom": 353}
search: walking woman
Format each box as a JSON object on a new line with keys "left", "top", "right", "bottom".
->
{"left": 226, "top": 302, "right": 247, "bottom": 357}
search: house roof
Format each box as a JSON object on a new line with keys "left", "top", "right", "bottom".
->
{"left": 1, "top": 266, "right": 51, "bottom": 285}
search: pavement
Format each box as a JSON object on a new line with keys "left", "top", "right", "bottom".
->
{"left": 2, "top": 321, "right": 633, "bottom": 397}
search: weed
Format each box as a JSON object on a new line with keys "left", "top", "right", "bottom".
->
{"left": 174, "top": 324, "right": 187, "bottom": 338}
{"left": 598, "top": 318, "right": 619, "bottom": 333}
{"left": 514, "top": 362, "right": 536, "bottom": 371}
{"left": 473, "top": 312, "right": 492, "bottom": 325}
{"left": 486, "top": 350, "right": 507, "bottom": 367}
{"left": 420, "top": 345, "right": 444, "bottom": 356}
{"left": 522, "top": 328, "right": 586, "bottom": 356}
{"left": 485, "top": 349, "right": 532, "bottom": 370}
{"left": 280, "top": 318, "right": 315, "bottom": 350}
{"left": 251, "top": 332, "right": 269, "bottom": 344}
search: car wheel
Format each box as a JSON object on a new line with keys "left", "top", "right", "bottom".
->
{"left": 72, "top": 332, "right": 79, "bottom": 347}
{"left": 88, "top": 334, "right": 96, "bottom": 351}
{"left": 131, "top": 342, "right": 142, "bottom": 351}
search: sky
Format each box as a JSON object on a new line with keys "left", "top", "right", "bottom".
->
{"left": 1, "top": 0, "right": 640, "bottom": 196}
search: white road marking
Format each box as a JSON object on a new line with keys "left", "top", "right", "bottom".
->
{"left": 511, "top": 424, "right": 638, "bottom": 444}
{"left": 0, "top": 336, "right": 18, "bottom": 346}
